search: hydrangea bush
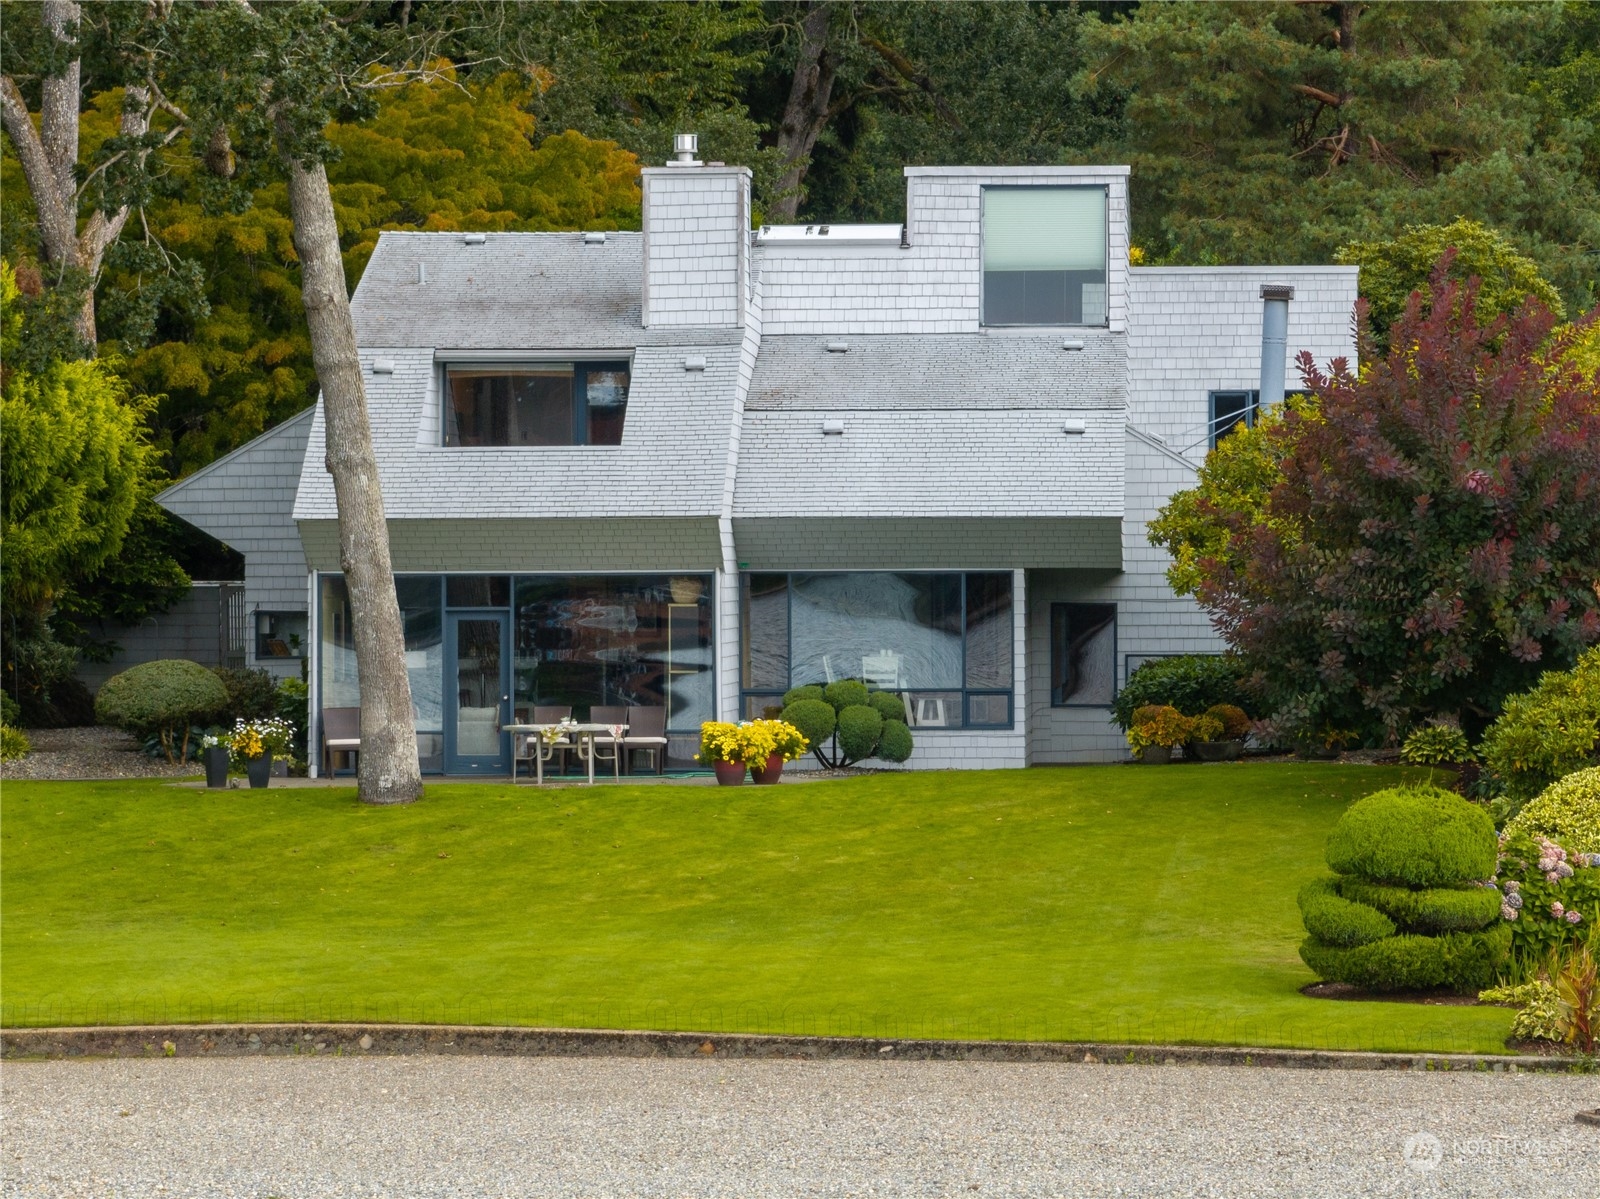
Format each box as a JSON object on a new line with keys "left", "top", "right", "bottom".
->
{"left": 1492, "top": 827, "right": 1600, "bottom": 964}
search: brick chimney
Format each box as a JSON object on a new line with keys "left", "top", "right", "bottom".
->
{"left": 641, "top": 133, "right": 752, "bottom": 328}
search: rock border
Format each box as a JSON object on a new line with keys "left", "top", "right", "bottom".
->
{"left": 0, "top": 1024, "right": 1588, "bottom": 1073}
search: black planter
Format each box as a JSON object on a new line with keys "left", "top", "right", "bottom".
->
{"left": 204, "top": 746, "right": 231, "bottom": 789}
{"left": 246, "top": 754, "right": 273, "bottom": 789}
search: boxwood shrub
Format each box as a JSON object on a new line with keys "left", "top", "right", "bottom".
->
{"left": 1299, "top": 924, "right": 1511, "bottom": 993}
{"left": 780, "top": 678, "right": 913, "bottom": 767}
{"left": 95, "top": 659, "right": 228, "bottom": 763}
{"left": 1297, "top": 878, "right": 1396, "bottom": 947}
{"left": 1335, "top": 878, "right": 1503, "bottom": 934}
{"left": 1324, "top": 786, "right": 1497, "bottom": 887}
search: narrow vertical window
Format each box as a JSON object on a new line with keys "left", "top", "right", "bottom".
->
{"left": 1051, "top": 602, "right": 1116, "bottom": 706}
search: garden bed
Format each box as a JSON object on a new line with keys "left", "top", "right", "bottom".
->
{"left": 0, "top": 726, "right": 197, "bottom": 782}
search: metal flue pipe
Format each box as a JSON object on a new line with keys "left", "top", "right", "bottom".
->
{"left": 1259, "top": 283, "right": 1294, "bottom": 409}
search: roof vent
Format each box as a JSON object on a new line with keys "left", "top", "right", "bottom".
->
{"left": 826, "top": 340, "right": 849, "bottom": 354}
{"left": 1062, "top": 419, "right": 1087, "bottom": 435}
{"left": 372, "top": 360, "right": 396, "bottom": 375}
{"left": 415, "top": 262, "right": 427, "bottom": 285}
{"left": 583, "top": 231, "right": 606, "bottom": 245}
{"left": 683, "top": 355, "right": 707, "bottom": 372}
{"left": 668, "top": 132, "right": 701, "bottom": 167}
{"left": 822, "top": 418, "right": 845, "bottom": 435}
{"left": 462, "top": 233, "right": 486, "bottom": 246}
{"left": 1062, "top": 338, "right": 1085, "bottom": 351}
{"left": 1260, "top": 283, "right": 1296, "bottom": 301}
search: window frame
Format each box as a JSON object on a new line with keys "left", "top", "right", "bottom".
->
{"left": 980, "top": 184, "right": 1110, "bottom": 329}
{"left": 254, "top": 609, "right": 308, "bottom": 660}
{"left": 1049, "top": 601, "right": 1117, "bottom": 708}
{"left": 1208, "top": 389, "right": 1259, "bottom": 448}
{"left": 439, "top": 359, "right": 632, "bottom": 448}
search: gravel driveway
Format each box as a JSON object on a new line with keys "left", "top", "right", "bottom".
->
{"left": 3, "top": 1057, "right": 1595, "bottom": 1198}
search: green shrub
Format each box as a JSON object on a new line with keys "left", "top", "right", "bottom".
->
{"left": 1493, "top": 828, "right": 1600, "bottom": 964}
{"left": 1297, "top": 878, "right": 1396, "bottom": 947}
{"left": 0, "top": 724, "right": 30, "bottom": 762}
{"left": 1325, "top": 786, "right": 1497, "bottom": 887}
{"left": 1505, "top": 766, "right": 1600, "bottom": 855}
{"left": 1, "top": 693, "right": 20, "bottom": 726}
{"left": 1480, "top": 647, "right": 1600, "bottom": 803}
{"left": 275, "top": 677, "right": 310, "bottom": 762}
{"left": 1299, "top": 923, "right": 1511, "bottom": 992}
{"left": 782, "top": 684, "right": 825, "bottom": 709}
{"left": 824, "top": 679, "right": 870, "bottom": 711}
{"left": 836, "top": 705, "right": 884, "bottom": 763}
{"left": 1112, "top": 654, "right": 1251, "bottom": 730}
{"left": 1336, "top": 878, "right": 1502, "bottom": 933}
{"left": 781, "top": 698, "right": 836, "bottom": 749}
{"left": 877, "top": 718, "right": 913, "bottom": 763}
{"left": 214, "top": 666, "right": 279, "bottom": 721}
{"left": 867, "top": 691, "right": 907, "bottom": 724}
{"left": 1479, "top": 980, "right": 1563, "bottom": 1042}
{"left": 94, "top": 659, "right": 228, "bottom": 763}
{"left": 1400, "top": 723, "right": 1474, "bottom": 767}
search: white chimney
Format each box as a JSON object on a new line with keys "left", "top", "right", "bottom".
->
{"left": 641, "top": 133, "right": 751, "bottom": 328}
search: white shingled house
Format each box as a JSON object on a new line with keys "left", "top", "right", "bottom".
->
{"left": 158, "top": 140, "right": 1358, "bottom": 775}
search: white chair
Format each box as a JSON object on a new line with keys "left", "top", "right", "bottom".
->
{"left": 862, "top": 650, "right": 902, "bottom": 690}
{"left": 901, "top": 692, "right": 948, "bottom": 727}
{"left": 456, "top": 707, "right": 500, "bottom": 756}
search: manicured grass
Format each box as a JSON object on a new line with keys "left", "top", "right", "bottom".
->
{"left": 1, "top": 765, "right": 1515, "bottom": 1052}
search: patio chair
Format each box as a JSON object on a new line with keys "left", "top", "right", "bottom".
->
{"left": 588, "top": 705, "right": 629, "bottom": 777}
{"left": 862, "top": 650, "right": 902, "bottom": 691}
{"left": 622, "top": 705, "right": 668, "bottom": 775}
{"left": 321, "top": 707, "right": 361, "bottom": 776}
{"left": 517, "top": 704, "right": 573, "bottom": 774}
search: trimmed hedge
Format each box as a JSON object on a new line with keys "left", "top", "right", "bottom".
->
{"left": 824, "top": 680, "right": 870, "bottom": 711}
{"left": 779, "top": 678, "right": 915, "bottom": 767}
{"left": 1299, "top": 924, "right": 1511, "bottom": 993}
{"left": 1324, "top": 786, "right": 1497, "bottom": 887}
{"left": 782, "top": 684, "right": 825, "bottom": 709}
{"left": 836, "top": 705, "right": 884, "bottom": 763}
{"left": 1111, "top": 654, "right": 1251, "bottom": 730}
{"left": 95, "top": 659, "right": 229, "bottom": 763}
{"left": 1505, "top": 766, "right": 1600, "bottom": 855}
{"left": 1336, "top": 878, "right": 1503, "bottom": 934}
{"left": 782, "top": 698, "right": 836, "bottom": 749}
{"left": 877, "top": 718, "right": 913, "bottom": 763}
{"left": 867, "top": 691, "right": 907, "bottom": 724}
{"left": 1297, "top": 878, "right": 1395, "bottom": 947}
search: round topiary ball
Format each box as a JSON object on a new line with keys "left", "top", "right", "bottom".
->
{"left": 782, "top": 684, "right": 826, "bottom": 709}
{"left": 867, "top": 691, "right": 907, "bottom": 724}
{"left": 95, "top": 659, "right": 229, "bottom": 738}
{"left": 1506, "top": 766, "right": 1600, "bottom": 855}
{"left": 877, "top": 718, "right": 913, "bottom": 763}
{"left": 835, "top": 704, "right": 884, "bottom": 762}
{"left": 1325, "top": 785, "right": 1497, "bottom": 887}
{"left": 781, "top": 698, "right": 836, "bottom": 749}
{"left": 824, "top": 679, "right": 870, "bottom": 712}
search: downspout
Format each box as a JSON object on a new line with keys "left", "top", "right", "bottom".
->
{"left": 1258, "top": 284, "right": 1294, "bottom": 411}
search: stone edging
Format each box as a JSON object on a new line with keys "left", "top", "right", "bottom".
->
{"left": 0, "top": 1024, "right": 1588, "bottom": 1073}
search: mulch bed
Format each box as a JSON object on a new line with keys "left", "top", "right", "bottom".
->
{"left": 1300, "top": 981, "right": 1481, "bottom": 1006}
{"left": 1, "top": 725, "right": 197, "bottom": 782}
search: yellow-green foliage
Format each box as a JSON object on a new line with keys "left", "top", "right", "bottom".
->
{"left": 0, "top": 263, "right": 160, "bottom": 614}
{"left": 0, "top": 725, "right": 30, "bottom": 762}
{"left": 1506, "top": 766, "right": 1600, "bottom": 855}
{"left": 1480, "top": 648, "right": 1600, "bottom": 800}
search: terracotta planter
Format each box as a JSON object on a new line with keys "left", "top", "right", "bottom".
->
{"left": 1137, "top": 745, "right": 1172, "bottom": 765}
{"left": 713, "top": 760, "right": 746, "bottom": 786}
{"left": 204, "top": 746, "right": 231, "bottom": 789}
{"left": 1192, "top": 740, "right": 1242, "bottom": 762}
{"left": 750, "top": 753, "right": 785, "bottom": 785}
{"left": 246, "top": 754, "right": 273, "bottom": 789}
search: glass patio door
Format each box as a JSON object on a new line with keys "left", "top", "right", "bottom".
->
{"left": 445, "top": 612, "right": 510, "bottom": 774}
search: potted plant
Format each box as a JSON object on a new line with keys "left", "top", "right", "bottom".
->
{"left": 1126, "top": 705, "right": 1191, "bottom": 764}
{"left": 1193, "top": 703, "right": 1251, "bottom": 761}
{"left": 696, "top": 721, "right": 748, "bottom": 785}
{"left": 201, "top": 733, "right": 231, "bottom": 789}
{"left": 748, "top": 719, "right": 810, "bottom": 785}
{"left": 230, "top": 716, "right": 295, "bottom": 788}
{"left": 1187, "top": 710, "right": 1234, "bottom": 761}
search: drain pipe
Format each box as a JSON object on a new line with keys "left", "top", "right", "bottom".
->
{"left": 1259, "top": 284, "right": 1294, "bottom": 410}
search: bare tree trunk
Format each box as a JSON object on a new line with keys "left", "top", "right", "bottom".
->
{"left": 280, "top": 148, "right": 423, "bottom": 805}
{"left": 769, "top": 1, "right": 839, "bottom": 222}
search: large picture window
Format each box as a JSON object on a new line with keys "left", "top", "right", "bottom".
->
{"left": 1051, "top": 602, "right": 1116, "bottom": 707}
{"left": 443, "top": 362, "right": 629, "bottom": 447}
{"left": 741, "top": 572, "right": 1014, "bottom": 729}
{"left": 982, "top": 186, "right": 1108, "bottom": 327}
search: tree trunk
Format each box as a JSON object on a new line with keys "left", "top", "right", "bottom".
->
{"left": 280, "top": 148, "right": 423, "bottom": 805}
{"left": 769, "top": 1, "right": 839, "bottom": 222}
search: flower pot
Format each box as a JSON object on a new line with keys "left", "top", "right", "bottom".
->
{"left": 1137, "top": 745, "right": 1172, "bottom": 765}
{"left": 246, "top": 754, "right": 273, "bottom": 789}
{"left": 1192, "top": 740, "right": 1241, "bottom": 763}
{"left": 204, "top": 746, "right": 231, "bottom": 789}
{"left": 713, "top": 760, "right": 746, "bottom": 786}
{"left": 750, "top": 753, "right": 785, "bottom": 785}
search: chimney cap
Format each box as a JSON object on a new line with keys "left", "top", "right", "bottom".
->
{"left": 1260, "top": 283, "right": 1295, "bottom": 301}
{"left": 668, "top": 132, "right": 701, "bottom": 166}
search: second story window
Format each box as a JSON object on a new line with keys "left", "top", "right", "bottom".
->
{"left": 982, "top": 186, "right": 1108, "bottom": 327}
{"left": 443, "top": 362, "right": 630, "bottom": 447}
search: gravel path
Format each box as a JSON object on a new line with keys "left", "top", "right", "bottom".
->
{"left": 0, "top": 726, "right": 196, "bottom": 781}
{"left": 3, "top": 1057, "right": 1595, "bottom": 1197}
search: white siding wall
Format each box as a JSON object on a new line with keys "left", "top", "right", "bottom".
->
{"left": 642, "top": 166, "right": 750, "bottom": 329}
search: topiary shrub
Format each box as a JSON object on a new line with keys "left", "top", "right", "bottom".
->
{"left": 1479, "top": 647, "right": 1600, "bottom": 808}
{"left": 780, "top": 678, "right": 913, "bottom": 768}
{"left": 1505, "top": 767, "right": 1600, "bottom": 856}
{"left": 95, "top": 659, "right": 228, "bottom": 764}
{"left": 0, "top": 724, "right": 30, "bottom": 762}
{"left": 1299, "top": 785, "right": 1507, "bottom": 992}
{"left": 1112, "top": 654, "right": 1252, "bottom": 730}
{"left": 1324, "top": 786, "right": 1497, "bottom": 887}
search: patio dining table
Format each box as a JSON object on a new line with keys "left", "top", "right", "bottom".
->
{"left": 506, "top": 722, "right": 628, "bottom": 785}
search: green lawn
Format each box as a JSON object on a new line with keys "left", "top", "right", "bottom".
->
{"left": 1, "top": 764, "right": 1515, "bottom": 1052}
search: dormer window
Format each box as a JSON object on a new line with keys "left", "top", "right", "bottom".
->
{"left": 982, "top": 187, "right": 1108, "bottom": 327}
{"left": 443, "top": 362, "right": 630, "bottom": 446}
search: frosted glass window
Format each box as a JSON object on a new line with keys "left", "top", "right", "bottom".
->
{"left": 983, "top": 187, "right": 1108, "bottom": 326}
